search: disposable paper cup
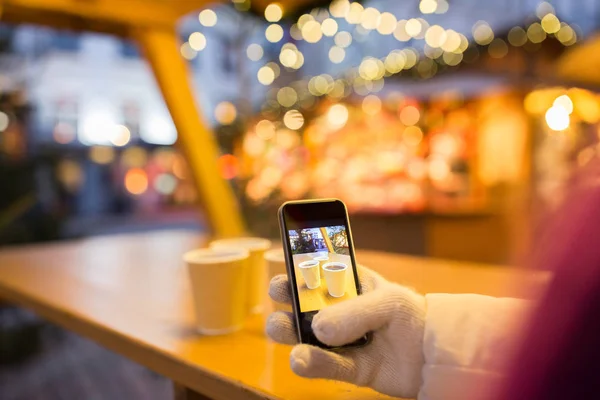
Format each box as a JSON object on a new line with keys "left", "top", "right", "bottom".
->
{"left": 184, "top": 248, "right": 249, "bottom": 335}
{"left": 322, "top": 262, "right": 347, "bottom": 298}
{"left": 299, "top": 260, "right": 321, "bottom": 290}
{"left": 265, "top": 248, "right": 291, "bottom": 313}
{"left": 313, "top": 255, "right": 329, "bottom": 278}
{"left": 210, "top": 237, "right": 271, "bottom": 314}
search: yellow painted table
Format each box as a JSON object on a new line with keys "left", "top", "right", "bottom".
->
{"left": 0, "top": 231, "right": 547, "bottom": 399}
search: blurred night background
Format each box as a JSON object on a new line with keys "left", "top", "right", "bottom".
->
{"left": 1, "top": 0, "right": 600, "bottom": 397}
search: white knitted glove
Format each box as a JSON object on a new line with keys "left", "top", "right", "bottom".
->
{"left": 266, "top": 266, "right": 426, "bottom": 398}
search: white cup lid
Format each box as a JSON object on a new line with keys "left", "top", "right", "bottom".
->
{"left": 299, "top": 260, "right": 320, "bottom": 268}
{"left": 265, "top": 248, "right": 285, "bottom": 262}
{"left": 322, "top": 261, "right": 348, "bottom": 271}
{"left": 210, "top": 237, "right": 271, "bottom": 251}
{"left": 184, "top": 248, "right": 249, "bottom": 264}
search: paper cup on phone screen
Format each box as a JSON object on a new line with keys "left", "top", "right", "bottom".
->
{"left": 323, "top": 262, "right": 347, "bottom": 297}
{"left": 184, "top": 248, "right": 249, "bottom": 335}
{"left": 210, "top": 237, "right": 271, "bottom": 314}
{"left": 313, "top": 255, "right": 329, "bottom": 278}
{"left": 299, "top": 260, "right": 321, "bottom": 289}
{"left": 264, "top": 248, "right": 291, "bottom": 312}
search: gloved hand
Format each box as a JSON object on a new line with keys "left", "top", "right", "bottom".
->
{"left": 266, "top": 266, "right": 427, "bottom": 398}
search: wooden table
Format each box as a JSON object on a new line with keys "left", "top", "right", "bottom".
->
{"left": 0, "top": 230, "right": 548, "bottom": 400}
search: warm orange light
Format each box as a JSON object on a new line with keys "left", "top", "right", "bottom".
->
{"left": 399, "top": 105, "right": 420, "bottom": 126}
{"left": 172, "top": 155, "right": 187, "bottom": 179}
{"left": 218, "top": 154, "right": 239, "bottom": 180}
{"left": 125, "top": 168, "right": 148, "bottom": 195}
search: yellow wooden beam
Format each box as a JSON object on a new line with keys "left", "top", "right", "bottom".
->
{"left": 319, "top": 228, "right": 334, "bottom": 253}
{"left": 1, "top": 0, "right": 207, "bottom": 32}
{"left": 136, "top": 27, "right": 245, "bottom": 237}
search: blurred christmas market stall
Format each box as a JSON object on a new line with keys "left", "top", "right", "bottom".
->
{"left": 3, "top": 0, "right": 600, "bottom": 262}
{"left": 184, "top": 0, "right": 600, "bottom": 262}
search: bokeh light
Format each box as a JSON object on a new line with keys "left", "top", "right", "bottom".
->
{"left": 345, "top": 2, "right": 364, "bottom": 24}
{"left": 429, "top": 158, "right": 450, "bottom": 181}
{"left": 327, "top": 104, "right": 349, "bottom": 129}
{"left": 541, "top": 13, "right": 560, "bottom": 34}
{"left": 246, "top": 43, "right": 263, "bottom": 61}
{"left": 441, "top": 29, "right": 461, "bottom": 52}
{"left": 199, "top": 9, "right": 217, "bottom": 27}
{"left": 257, "top": 66, "right": 275, "bottom": 85}
{"left": 360, "top": 7, "right": 381, "bottom": 30}
{"left": 508, "top": 27, "right": 527, "bottom": 46}
{"left": 394, "top": 20, "right": 411, "bottom": 41}
{"left": 180, "top": 43, "right": 197, "bottom": 60}
{"left": 335, "top": 31, "right": 352, "bottom": 47}
{"left": 217, "top": 154, "right": 239, "bottom": 180}
{"left": 527, "top": 23, "right": 547, "bottom": 43}
{"left": 266, "top": 24, "right": 284, "bottom": 43}
{"left": 425, "top": 25, "right": 447, "bottom": 48}
{"left": 154, "top": 173, "right": 178, "bottom": 195}
{"left": 473, "top": 21, "right": 494, "bottom": 45}
{"left": 377, "top": 12, "right": 397, "bottom": 35}
{"left": 283, "top": 110, "right": 304, "bottom": 130}
{"left": 256, "top": 120, "right": 276, "bottom": 139}
{"left": 400, "top": 106, "right": 420, "bottom": 126}
{"left": 321, "top": 18, "right": 338, "bottom": 36}
{"left": 557, "top": 24, "right": 577, "bottom": 45}
{"left": 536, "top": 1, "right": 555, "bottom": 19}
{"left": 384, "top": 50, "right": 407, "bottom": 73}
{"left": 280, "top": 46, "right": 298, "bottom": 68}
{"left": 0, "top": 112, "right": 10, "bottom": 132}
{"left": 277, "top": 87, "right": 298, "bottom": 107}
{"left": 443, "top": 51, "right": 463, "bottom": 66}
{"left": 419, "top": 0, "right": 437, "bottom": 14}
{"left": 290, "top": 24, "right": 302, "bottom": 40}
{"left": 264, "top": 3, "right": 283, "bottom": 22}
{"left": 125, "top": 168, "right": 148, "bottom": 195}
{"left": 122, "top": 147, "right": 148, "bottom": 168}
{"left": 436, "top": 0, "right": 449, "bottom": 13}
{"left": 57, "top": 159, "right": 84, "bottom": 192}
{"left": 405, "top": 18, "right": 423, "bottom": 38}
{"left": 330, "top": 0, "right": 350, "bottom": 18}
{"left": 362, "top": 95, "right": 382, "bottom": 115}
{"left": 404, "top": 126, "right": 423, "bottom": 146}
{"left": 328, "top": 46, "right": 345, "bottom": 64}
{"left": 111, "top": 125, "right": 131, "bottom": 147}
{"left": 545, "top": 105, "right": 570, "bottom": 131}
{"left": 90, "top": 146, "right": 115, "bottom": 164}
{"left": 53, "top": 122, "right": 76, "bottom": 144}
{"left": 214, "top": 101, "right": 237, "bottom": 125}
{"left": 553, "top": 95, "right": 573, "bottom": 115}
{"left": 488, "top": 39, "right": 508, "bottom": 58}
{"left": 188, "top": 32, "right": 206, "bottom": 51}
{"left": 302, "top": 20, "right": 323, "bottom": 43}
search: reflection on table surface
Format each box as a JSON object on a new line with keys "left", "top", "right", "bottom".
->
{"left": 293, "top": 252, "right": 358, "bottom": 312}
{"left": 0, "top": 230, "right": 548, "bottom": 400}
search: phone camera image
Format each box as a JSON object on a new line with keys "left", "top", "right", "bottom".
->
{"left": 288, "top": 226, "right": 358, "bottom": 313}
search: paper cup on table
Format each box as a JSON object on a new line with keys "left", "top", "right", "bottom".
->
{"left": 322, "top": 262, "right": 347, "bottom": 298}
{"left": 210, "top": 237, "right": 271, "bottom": 314}
{"left": 184, "top": 248, "right": 249, "bottom": 335}
{"left": 265, "top": 248, "right": 291, "bottom": 313}
{"left": 313, "top": 255, "right": 329, "bottom": 278}
{"left": 299, "top": 260, "right": 321, "bottom": 289}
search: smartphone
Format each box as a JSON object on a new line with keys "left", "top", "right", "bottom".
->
{"left": 278, "top": 199, "right": 371, "bottom": 349}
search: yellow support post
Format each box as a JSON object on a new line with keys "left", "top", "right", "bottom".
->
{"left": 136, "top": 27, "right": 245, "bottom": 237}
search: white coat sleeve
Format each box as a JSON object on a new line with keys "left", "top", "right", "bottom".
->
{"left": 418, "top": 294, "right": 530, "bottom": 400}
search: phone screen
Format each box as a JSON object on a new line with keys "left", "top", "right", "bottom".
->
{"left": 279, "top": 199, "right": 369, "bottom": 349}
